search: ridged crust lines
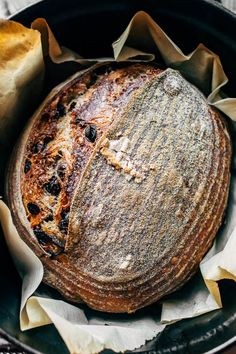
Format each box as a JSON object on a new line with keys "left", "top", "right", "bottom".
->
{"left": 40, "top": 107, "right": 231, "bottom": 313}
{"left": 6, "top": 66, "right": 231, "bottom": 313}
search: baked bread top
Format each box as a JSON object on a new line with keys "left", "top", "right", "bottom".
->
{"left": 6, "top": 62, "right": 231, "bottom": 313}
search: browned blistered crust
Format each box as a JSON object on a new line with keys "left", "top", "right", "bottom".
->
{"left": 6, "top": 63, "right": 231, "bottom": 313}
{"left": 19, "top": 63, "right": 162, "bottom": 255}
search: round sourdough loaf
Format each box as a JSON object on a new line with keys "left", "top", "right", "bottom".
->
{"left": 6, "top": 62, "right": 231, "bottom": 313}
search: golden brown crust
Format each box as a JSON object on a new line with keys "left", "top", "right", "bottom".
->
{"left": 19, "top": 62, "right": 162, "bottom": 255}
{"left": 6, "top": 63, "right": 231, "bottom": 313}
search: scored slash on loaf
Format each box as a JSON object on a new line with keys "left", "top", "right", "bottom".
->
{"left": 6, "top": 63, "right": 231, "bottom": 313}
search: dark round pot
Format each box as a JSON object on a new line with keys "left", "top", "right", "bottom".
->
{"left": 1, "top": 0, "right": 236, "bottom": 353}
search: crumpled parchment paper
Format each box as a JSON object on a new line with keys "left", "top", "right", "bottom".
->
{"left": 0, "top": 19, "right": 44, "bottom": 138}
{"left": 0, "top": 10, "right": 236, "bottom": 354}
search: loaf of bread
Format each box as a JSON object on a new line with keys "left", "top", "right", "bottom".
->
{"left": 6, "top": 62, "right": 231, "bottom": 313}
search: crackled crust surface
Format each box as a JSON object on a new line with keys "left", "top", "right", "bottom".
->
{"left": 20, "top": 63, "right": 162, "bottom": 255}
{"left": 6, "top": 63, "right": 231, "bottom": 313}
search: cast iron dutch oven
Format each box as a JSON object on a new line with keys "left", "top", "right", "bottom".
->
{"left": 1, "top": 0, "right": 236, "bottom": 353}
